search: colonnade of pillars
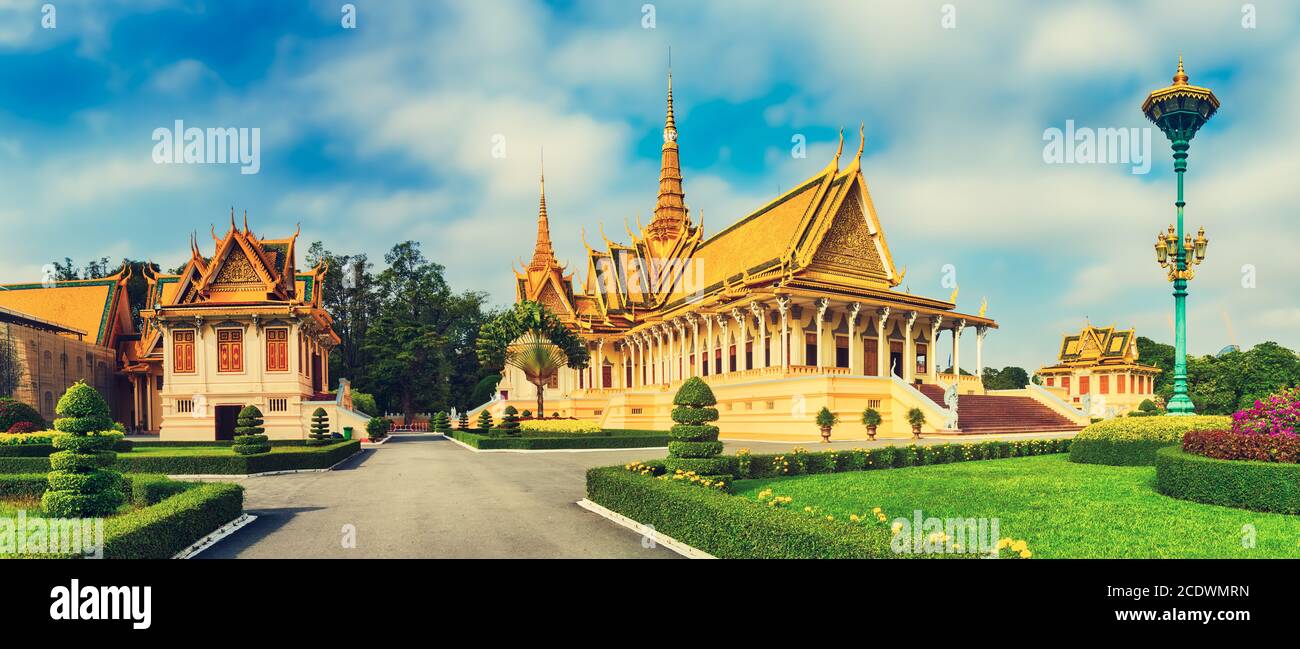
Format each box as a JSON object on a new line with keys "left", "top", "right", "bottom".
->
{"left": 576, "top": 299, "right": 990, "bottom": 390}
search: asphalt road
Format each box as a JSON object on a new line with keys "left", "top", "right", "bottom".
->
{"left": 199, "top": 431, "right": 1076, "bottom": 559}
{"left": 197, "top": 435, "right": 678, "bottom": 559}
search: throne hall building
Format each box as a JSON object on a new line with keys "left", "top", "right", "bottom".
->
{"left": 485, "top": 73, "right": 1088, "bottom": 441}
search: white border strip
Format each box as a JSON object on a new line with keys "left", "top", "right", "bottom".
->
{"left": 576, "top": 498, "right": 715, "bottom": 559}
{"left": 443, "top": 433, "right": 666, "bottom": 454}
{"left": 173, "top": 513, "right": 258, "bottom": 559}
{"left": 166, "top": 446, "right": 364, "bottom": 480}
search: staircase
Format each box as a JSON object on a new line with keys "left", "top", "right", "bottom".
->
{"left": 917, "top": 384, "right": 1084, "bottom": 435}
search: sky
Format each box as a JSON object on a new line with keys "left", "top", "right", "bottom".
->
{"left": 0, "top": 0, "right": 1297, "bottom": 372}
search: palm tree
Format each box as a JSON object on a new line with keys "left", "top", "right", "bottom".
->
{"left": 476, "top": 301, "right": 589, "bottom": 417}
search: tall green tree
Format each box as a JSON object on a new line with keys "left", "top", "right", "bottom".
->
{"left": 981, "top": 366, "right": 1030, "bottom": 390}
{"left": 476, "top": 301, "right": 589, "bottom": 419}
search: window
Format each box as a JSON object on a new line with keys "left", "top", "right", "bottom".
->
{"left": 177, "top": 399, "right": 194, "bottom": 415}
{"left": 1099, "top": 375, "right": 1109, "bottom": 395}
{"left": 1061, "top": 377, "right": 1071, "bottom": 391}
{"left": 1046, "top": 377, "right": 1054, "bottom": 387}
{"left": 266, "top": 328, "right": 289, "bottom": 372}
{"left": 156, "top": 375, "right": 164, "bottom": 391}
{"left": 43, "top": 350, "right": 52, "bottom": 369}
{"left": 217, "top": 329, "right": 244, "bottom": 373}
{"left": 43, "top": 391, "right": 53, "bottom": 417}
{"left": 805, "top": 333, "right": 817, "bottom": 367}
{"left": 867, "top": 399, "right": 882, "bottom": 409}
{"left": 1117, "top": 374, "right": 1126, "bottom": 394}
{"left": 173, "top": 330, "right": 196, "bottom": 373}
{"left": 268, "top": 397, "right": 288, "bottom": 413}
{"left": 835, "top": 336, "right": 848, "bottom": 368}
{"left": 1079, "top": 376, "right": 1090, "bottom": 394}
{"left": 631, "top": 407, "right": 643, "bottom": 415}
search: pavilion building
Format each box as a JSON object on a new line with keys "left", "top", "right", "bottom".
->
{"left": 1036, "top": 323, "right": 1160, "bottom": 417}
{"left": 486, "top": 72, "right": 1088, "bottom": 440}
{"left": 0, "top": 216, "right": 367, "bottom": 440}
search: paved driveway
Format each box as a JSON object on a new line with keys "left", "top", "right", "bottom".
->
{"left": 199, "top": 436, "right": 678, "bottom": 559}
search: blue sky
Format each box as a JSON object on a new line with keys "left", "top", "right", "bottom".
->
{"left": 1, "top": 0, "right": 1298, "bottom": 371}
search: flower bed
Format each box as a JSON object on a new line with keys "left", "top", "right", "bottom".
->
{"left": 0, "top": 440, "right": 359, "bottom": 474}
{"left": 0, "top": 473, "right": 244, "bottom": 558}
{"left": 1154, "top": 446, "right": 1300, "bottom": 514}
{"left": 1182, "top": 429, "right": 1300, "bottom": 463}
{"left": 1231, "top": 387, "right": 1300, "bottom": 436}
{"left": 518, "top": 419, "right": 602, "bottom": 435}
{"left": 449, "top": 429, "right": 667, "bottom": 450}
{"left": 1068, "top": 415, "right": 1229, "bottom": 466}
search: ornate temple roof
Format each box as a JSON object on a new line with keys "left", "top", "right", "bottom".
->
{"left": 0, "top": 264, "right": 134, "bottom": 347}
{"left": 1039, "top": 323, "right": 1160, "bottom": 373}
{"left": 515, "top": 72, "right": 994, "bottom": 337}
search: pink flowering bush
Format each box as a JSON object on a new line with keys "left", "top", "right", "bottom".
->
{"left": 1230, "top": 387, "right": 1300, "bottom": 437}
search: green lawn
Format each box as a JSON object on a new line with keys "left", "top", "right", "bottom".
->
{"left": 733, "top": 454, "right": 1300, "bottom": 558}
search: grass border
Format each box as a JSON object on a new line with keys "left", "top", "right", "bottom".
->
{"left": 1154, "top": 445, "right": 1300, "bottom": 514}
{"left": 449, "top": 429, "right": 667, "bottom": 451}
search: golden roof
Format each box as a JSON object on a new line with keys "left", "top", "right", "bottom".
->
{"left": 0, "top": 265, "right": 133, "bottom": 346}
{"left": 1039, "top": 323, "right": 1160, "bottom": 373}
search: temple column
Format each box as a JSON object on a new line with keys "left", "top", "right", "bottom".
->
{"left": 731, "top": 308, "right": 747, "bottom": 372}
{"left": 846, "top": 302, "right": 862, "bottom": 374}
{"left": 903, "top": 311, "right": 918, "bottom": 382}
{"left": 633, "top": 337, "right": 642, "bottom": 387}
{"left": 975, "top": 325, "right": 988, "bottom": 378}
{"left": 595, "top": 338, "right": 605, "bottom": 388}
{"left": 928, "top": 316, "right": 942, "bottom": 384}
{"left": 704, "top": 313, "right": 714, "bottom": 376}
{"left": 777, "top": 297, "right": 790, "bottom": 370}
{"left": 715, "top": 314, "right": 728, "bottom": 373}
{"left": 749, "top": 303, "right": 767, "bottom": 370}
{"left": 814, "top": 298, "right": 828, "bottom": 369}
{"left": 952, "top": 319, "right": 966, "bottom": 378}
{"left": 688, "top": 314, "right": 701, "bottom": 377}
{"left": 673, "top": 320, "right": 685, "bottom": 382}
{"left": 876, "top": 306, "right": 891, "bottom": 377}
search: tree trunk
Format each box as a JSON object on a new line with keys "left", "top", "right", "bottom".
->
{"left": 402, "top": 388, "right": 414, "bottom": 426}
{"left": 532, "top": 378, "right": 545, "bottom": 420}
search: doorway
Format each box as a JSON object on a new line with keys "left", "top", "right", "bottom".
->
{"left": 215, "top": 405, "right": 241, "bottom": 441}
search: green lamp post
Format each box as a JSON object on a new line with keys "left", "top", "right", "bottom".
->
{"left": 1142, "top": 56, "right": 1218, "bottom": 416}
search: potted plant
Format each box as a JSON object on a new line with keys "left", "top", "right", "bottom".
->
{"left": 861, "top": 408, "right": 882, "bottom": 441}
{"left": 815, "top": 407, "right": 838, "bottom": 443}
{"left": 906, "top": 408, "right": 926, "bottom": 439}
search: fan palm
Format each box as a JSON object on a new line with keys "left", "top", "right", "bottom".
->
{"left": 506, "top": 332, "right": 568, "bottom": 419}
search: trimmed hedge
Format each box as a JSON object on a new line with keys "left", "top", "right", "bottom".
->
{"left": 586, "top": 466, "right": 901, "bottom": 558}
{"left": 731, "top": 438, "right": 1071, "bottom": 479}
{"left": 0, "top": 474, "right": 243, "bottom": 559}
{"left": 1155, "top": 446, "right": 1300, "bottom": 514}
{"left": 0, "top": 440, "right": 360, "bottom": 475}
{"left": 449, "top": 429, "right": 667, "bottom": 450}
{"left": 1069, "top": 415, "right": 1230, "bottom": 466}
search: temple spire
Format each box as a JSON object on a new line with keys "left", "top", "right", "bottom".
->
{"left": 528, "top": 151, "right": 558, "bottom": 272}
{"left": 648, "top": 62, "right": 689, "bottom": 241}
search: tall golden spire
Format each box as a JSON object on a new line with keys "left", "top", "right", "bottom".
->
{"left": 528, "top": 152, "right": 558, "bottom": 271}
{"left": 647, "top": 63, "right": 689, "bottom": 242}
{"left": 1173, "top": 54, "right": 1188, "bottom": 85}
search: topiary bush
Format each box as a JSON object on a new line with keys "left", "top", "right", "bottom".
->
{"left": 457, "top": 411, "right": 469, "bottom": 430}
{"left": 0, "top": 397, "right": 45, "bottom": 433}
{"left": 477, "top": 410, "right": 494, "bottom": 430}
{"left": 1069, "top": 415, "right": 1231, "bottom": 466}
{"left": 432, "top": 412, "right": 452, "bottom": 435}
{"left": 232, "top": 405, "right": 271, "bottom": 455}
{"left": 41, "top": 382, "right": 125, "bottom": 517}
{"left": 307, "top": 408, "right": 332, "bottom": 446}
{"left": 665, "top": 377, "right": 728, "bottom": 475}
{"left": 500, "top": 406, "right": 520, "bottom": 433}
{"left": 1155, "top": 446, "right": 1300, "bottom": 514}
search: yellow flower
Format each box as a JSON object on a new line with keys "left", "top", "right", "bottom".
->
{"left": 997, "top": 538, "right": 1012, "bottom": 549}
{"left": 804, "top": 506, "right": 813, "bottom": 513}
{"left": 1019, "top": 549, "right": 1032, "bottom": 559}
{"left": 849, "top": 514, "right": 861, "bottom": 522}
{"left": 826, "top": 515, "right": 834, "bottom": 521}
{"left": 1011, "top": 540, "right": 1027, "bottom": 553}
{"left": 871, "top": 507, "right": 882, "bottom": 514}
{"left": 891, "top": 522, "right": 904, "bottom": 534}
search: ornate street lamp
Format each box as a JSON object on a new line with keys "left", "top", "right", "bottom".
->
{"left": 1143, "top": 56, "right": 1219, "bottom": 415}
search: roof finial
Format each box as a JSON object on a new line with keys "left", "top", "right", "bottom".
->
{"left": 1173, "top": 54, "right": 1188, "bottom": 85}
{"left": 664, "top": 54, "right": 677, "bottom": 141}
{"left": 834, "top": 127, "right": 845, "bottom": 163}
{"left": 243, "top": 209, "right": 250, "bottom": 234}
{"left": 855, "top": 122, "right": 865, "bottom": 160}
{"left": 230, "top": 206, "right": 236, "bottom": 231}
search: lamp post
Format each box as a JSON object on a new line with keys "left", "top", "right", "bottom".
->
{"left": 1142, "top": 56, "right": 1218, "bottom": 416}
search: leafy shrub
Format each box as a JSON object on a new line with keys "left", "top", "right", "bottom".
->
{"left": 728, "top": 438, "right": 1072, "bottom": 479}
{"left": 1230, "top": 387, "right": 1300, "bottom": 436}
{"left": 458, "top": 411, "right": 469, "bottom": 430}
{"left": 449, "top": 429, "right": 666, "bottom": 450}
{"left": 0, "top": 398, "right": 44, "bottom": 433}
{"left": 518, "top": 419, "right": 602, "bottom": 434}
{"left": 521, "top": 410, "right": 532, "bottom": 418}
{"left": 815, "top": 407, "right": 837, "bottom": 428}
{"left": 1155, "top": 446, "right": 1300, "bottom": 514}
{"left": 307, "top": 408, "right": 331, "bottom": 446}
{"left": 861, "top": 408, "right": 882, "bottom": 428}
{"left": 7, "top": 421, "right": 39, "bottom": 434}
{"left": 906, "top": 408, "right": 926, "bottom": 428}
{"left": 477, "top": 410, "right": 494, "bottom": 430}
{"left": 232, "top": 405, "right": 270, "bottom": 455}
{"left": 41, "top": 382, "right": 125, "bottom": 517}
{"left": 666, "top": 377, "right": 723, "bottom": 475}
{"left": 351, "top": 391, "right": 378, "bottom": 416}
{"left": 366, "top": 416, "right": 390, "bottom": 441}
{"left": 1069, "top": 415, "right": 1230, "bottom": 466}
{"left": 1182, "top": 429, "right": 1298, "bottom": 463}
